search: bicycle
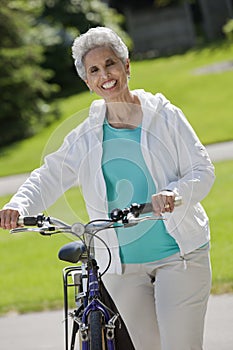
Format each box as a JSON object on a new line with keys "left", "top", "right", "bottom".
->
{"left": 10, "top": 196, "right": 182, "bottom": 350}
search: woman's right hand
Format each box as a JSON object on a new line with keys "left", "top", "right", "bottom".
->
{"left": 0, "top": 209, "right": 20, "bottom": 230}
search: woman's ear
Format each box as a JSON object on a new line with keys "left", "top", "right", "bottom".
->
{"left": 125, "top": 58, "right": 130, "bottom": 76}
{"left": 85, "top": 80, "right": 93, "bottom": 94}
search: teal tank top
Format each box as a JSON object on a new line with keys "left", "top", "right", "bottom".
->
{"left": 102, "top": 120, "right": 179, "bottom": 263}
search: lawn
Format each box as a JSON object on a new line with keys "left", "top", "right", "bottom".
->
{"left": 0, "top": 41, "right": 233, "bottom": 177}
{"left": 202, "top": 160, "right": 233, "bottom": 294}
{"left": 0, "top": 187, "right": 88, "bottom": 315}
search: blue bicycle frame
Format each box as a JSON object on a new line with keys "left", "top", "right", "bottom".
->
{"left": 63, "top": 259, "right": 117, "bottom": 350}
{"left": 80, "top": 261, "right": 116, "bottom": 350}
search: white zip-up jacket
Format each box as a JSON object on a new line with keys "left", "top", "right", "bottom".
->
{"left": 4, "top": 90, "right": 215, "bottom": 274}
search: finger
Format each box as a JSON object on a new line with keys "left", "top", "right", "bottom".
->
{"left": 153, "top": 192, "right": 175, "bottom": 214}
{"left": 151, "top": 195, "right": 160, "bottom": 215}
{"left": 0, "top": 210, "right": 9, "bottom": 229}
{"left": 163, "top": 192, "right": 175, "bottom": 213}
{"left": 0, "top": 210, "right": 19, "bottom": 230}
{"left": 0, "top": 211, "right": 5, "bottom": 229}
{"left": 10, "top": 211, "right": 20, "bottom": 229}
{"left": 152, "top": 194, "right": 165, "bottom": 215}
{"left": 4, "top": 210, "right": 12, "bottom": 230}
{"left": 164, "top": 198, "right": 175, "bottom": 212}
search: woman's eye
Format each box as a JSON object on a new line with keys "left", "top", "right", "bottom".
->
{"left": 90, "top": 67, "right": 98, "bottom": 73}
{"left": 106, "top": 61, "right": 114, "bottom": 67}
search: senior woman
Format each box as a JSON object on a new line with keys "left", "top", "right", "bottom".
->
{"left": 0, "top": 27, "right": 215, "bottom": 350}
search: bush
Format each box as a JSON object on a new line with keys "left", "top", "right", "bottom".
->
{"left": 0, "top": 0, "right": 132, "bottom": 146}
{"left": 0, "top": 0, "right": 58, "bottom": 146}
{"left": 223, "top": 18, "right": 233, "bottom": 42}
{"left": 42, "top": 0, "right": 132, "bottom": 94}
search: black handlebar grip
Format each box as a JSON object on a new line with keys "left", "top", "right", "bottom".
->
{"left": 139, "top": 203, "right": 153, "bottom": 214}
{"left": 131, "top": 196, "right": 182, "bottom": 215}
{"left": 140, "top": 196, "right": 182, "bottom": 214}
{"left": 18, "top": 216, "right": 38, "bottom": 226}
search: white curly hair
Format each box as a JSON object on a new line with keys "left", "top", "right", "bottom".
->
{"left": 72, "top": 27, "right": 129, "bottom": 80}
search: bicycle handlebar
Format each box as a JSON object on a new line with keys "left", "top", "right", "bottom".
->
{"left": 12, "top": 196, "right": 182, "bottom": 235}
{"left": 10, "top": 197, "right": 182, "bottom": 275}
{"left": 110, "top": 195, "right": 182, "bottom": 222}
{"left": 17, "top": 214, "right": 46, "bottom": 227}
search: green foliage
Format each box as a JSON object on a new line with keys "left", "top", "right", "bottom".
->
{"left": 0, "top": 0, "right": 131, "bottom": 147}
{"left": 42, "top": 0, "right": 132, "bottom": 93}
{"left": 0, "top": 0, "right": 58, "bottom": 147}
{"left": 121, "top": 0, "right": 190, "bottom": 10}
{"left": 155, "top": 0, "right": 184, "bottom": 7}
{"left": 223, "top": 18, "right": 233, "bottom": 42}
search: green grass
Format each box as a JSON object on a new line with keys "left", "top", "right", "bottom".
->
{"left": 202, "top": 160, "right": 233, "bottom": 294}
{"left": 0, "top": 41, "right": 233, "bottom": 177}
{"left": 0, "top": 188, "right": 88, "bottom": 315}
{"left": 130, "top": 43, "right": 233, "bottom": 144}
{"left": 0, "top": 92, "right": 96, "bottom": 177}
{"left": 0, "top": 160, "right": 233, "bottom": 314}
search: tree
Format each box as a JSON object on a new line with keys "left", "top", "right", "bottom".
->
{"left": 0, "top": 0, "right": 58, "bottom": 146}
{"left": 0, "top": 0, "right": 131, "bottom": 146}
{"left": 109, "top": 0, "right": 189, "bottom": 11}
{"left": 42, "top": 0, "right": 132, "bottom": 94}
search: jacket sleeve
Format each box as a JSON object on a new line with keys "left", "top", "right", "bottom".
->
{"left": 164, "top": 104, "right": 215, "bottom": 205}
{"left": 3, "top": 125, "right": 87, "bottom": 215}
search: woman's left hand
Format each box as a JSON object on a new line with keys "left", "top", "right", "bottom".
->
{"left": 151, "top": 190, "right": 175, "bottom": 216}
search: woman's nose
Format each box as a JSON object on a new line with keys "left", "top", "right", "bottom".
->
{"left": 100, "top": 68, "right": 109, "bottom": 79}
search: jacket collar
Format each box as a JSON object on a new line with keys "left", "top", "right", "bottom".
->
{"left": 88, "top": 89, "right": 168, "bottom": 129}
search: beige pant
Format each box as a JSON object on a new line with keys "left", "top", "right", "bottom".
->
{"left": 103, "top": 245, "right": 211, "bottom": 350}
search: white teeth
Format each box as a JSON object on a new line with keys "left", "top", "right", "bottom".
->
{"left": 102, "top": 80, "right": 116, "bottom": 89}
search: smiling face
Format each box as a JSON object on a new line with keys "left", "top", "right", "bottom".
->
{"left": 84, "top": 46, "right": 130, "bottom": 102}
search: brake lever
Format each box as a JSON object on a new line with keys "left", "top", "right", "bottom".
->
{"left": 10, "top": 225, "right": 58, "bottom": 235}
{"left": 124, "top": 213, "right": 165, "bottom": 227}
